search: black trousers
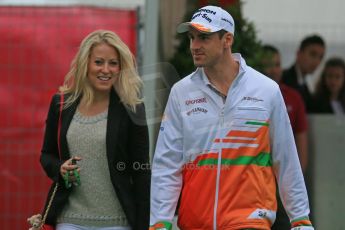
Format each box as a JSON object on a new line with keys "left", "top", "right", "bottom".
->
{"left": 271, "top": 194, "right": 291, "bottom": 230}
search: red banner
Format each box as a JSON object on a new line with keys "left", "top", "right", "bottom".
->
{"left": 0, "top": 6, "right": 137, "bottom": 229}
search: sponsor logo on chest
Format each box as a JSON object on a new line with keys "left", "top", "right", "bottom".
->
{"left": 186, "top": 107, "right": 208, "bottom": 116}
{"left": 185, "top": 97, "right": 207, "bottom": 106}
{"left": 242, "top": 96, "right": 263, "bottom": 102}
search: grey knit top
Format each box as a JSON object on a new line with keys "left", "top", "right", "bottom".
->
{"left": 57, "top": 109, "right": 129, "bottom": 227}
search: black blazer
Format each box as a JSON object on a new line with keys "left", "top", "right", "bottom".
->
{"left": 40, "top": 88, "right": 150, "bottom": 230}
{"left": 282, "top": 64, "right": 315, "bottom": 113}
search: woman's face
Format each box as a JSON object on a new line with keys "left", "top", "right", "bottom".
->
{"left": 87, "top": 43, "right": 120, "bottom": 94}
{"left": 324, "top": 66, "right": 345, "bottom": 96}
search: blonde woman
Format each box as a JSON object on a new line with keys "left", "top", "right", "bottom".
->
{"left": 40, "top": 30, "right": 150, "bottom": 230}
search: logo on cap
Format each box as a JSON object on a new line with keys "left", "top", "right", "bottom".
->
{"left": 176, "top": 5, "right": 235, "bottom": 34}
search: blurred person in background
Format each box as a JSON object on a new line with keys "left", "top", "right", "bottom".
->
{"left": 262, "top": 45, "right": 309, "bottom": 173}
{"left": 313, "top": 57, "right": 345, "bottom": 115}
{"left": 282, "top": 35, "right": 326, "bottom": 113}
{"left": 262, "top": 45, "right": 309, "bottom": 230}
{"left": 40, "top": 30, "right": 150, "bottom": 230}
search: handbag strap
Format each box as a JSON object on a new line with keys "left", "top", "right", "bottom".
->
{"left": 41, "top": 183, "right": 58, "bottom": 227}
{"left": 41, "top": 93, "right": 64, "bottom": 227}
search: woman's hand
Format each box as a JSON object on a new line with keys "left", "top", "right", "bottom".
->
{"left": 60, "top": 157, "right": 81, "bottom": 182}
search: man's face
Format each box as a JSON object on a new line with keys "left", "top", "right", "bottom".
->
{"left": 297, "top": 44, "right": 325, "bottom": 75}
{"left": 263, "top": 52, "right": 282, "bottom": 83}
{"left": 188, "top": 28, "right": 228, "bottom": 67}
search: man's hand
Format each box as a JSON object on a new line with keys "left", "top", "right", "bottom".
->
{"left": 149, "top": 221, "right": 172, "bottom": 230}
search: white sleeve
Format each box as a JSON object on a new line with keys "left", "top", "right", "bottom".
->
{"left": 270, "top": 89, "right": 312, "bottom": 223}
{"left": 150, "top": 88, "right": 184, "bottom": 225}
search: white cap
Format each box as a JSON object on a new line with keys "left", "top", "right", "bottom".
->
{"left": 177, "top": 5, "right": 235, "bottom": 34}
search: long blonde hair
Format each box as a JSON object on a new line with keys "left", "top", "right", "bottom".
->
{"left": 60, "top": 30, "right": 143, "bottom": 112}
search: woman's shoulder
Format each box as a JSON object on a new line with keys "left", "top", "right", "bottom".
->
{"left": 48, "top": 92, "right": 74, "bottom": 111}
{"left": 51, "top": 92, "right": 73, "bottom": 101}
{"left": 126, "top": 102, "right": 147, "bottom": 126}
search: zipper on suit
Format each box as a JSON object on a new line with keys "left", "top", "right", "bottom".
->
{"left": 213, "top": 107, "right": 225, "bottom": 230}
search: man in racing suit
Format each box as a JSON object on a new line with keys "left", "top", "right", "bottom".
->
{"left": 150, "top": 5, "right": 314, "bottom": 230}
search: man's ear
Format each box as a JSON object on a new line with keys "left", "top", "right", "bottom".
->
{"left": 224, "top": 33, "right": 234, "bottom": 48}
